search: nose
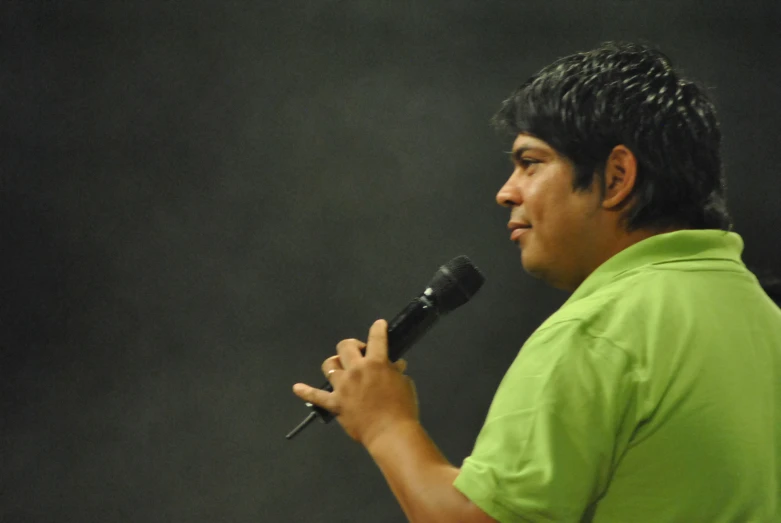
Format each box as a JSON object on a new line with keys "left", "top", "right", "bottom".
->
{"left": 495, "top": 170, "right": 522, "bottom": 208}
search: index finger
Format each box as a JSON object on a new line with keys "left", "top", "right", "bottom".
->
{"left": 365, "top": 319, "right": 389, "bottom": 361}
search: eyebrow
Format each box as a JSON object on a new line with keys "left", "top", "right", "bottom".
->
{"left": 508, "top": 146, "right": 545, "bottom": 164}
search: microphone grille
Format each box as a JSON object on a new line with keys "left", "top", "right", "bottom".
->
{"left": 427, "top": 255, "right": 486, "bottom": 313}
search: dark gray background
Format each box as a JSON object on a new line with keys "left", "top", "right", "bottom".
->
{"left": 2, "top": 1, "right": 779, "bottom": 521}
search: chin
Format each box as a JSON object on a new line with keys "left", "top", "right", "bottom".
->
{"left": 520, "top": 250, "right": 542, "bottom": 277}
{"left": 520, "top": 244, "right": 538, "bottom": 265}
{"left": 520, "top": 252, "right": 569, "bottom": 290}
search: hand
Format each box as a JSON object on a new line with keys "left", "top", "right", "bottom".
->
{"left": 292, "top": 319, "right": 419, "bottom": 449}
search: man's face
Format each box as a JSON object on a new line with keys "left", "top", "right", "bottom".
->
{"left": 496, "top": 134, "right": 606, "bottom": 291}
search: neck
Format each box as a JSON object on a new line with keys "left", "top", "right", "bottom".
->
{"left": 564, "top": 226, "right": 682, "bottom": 292}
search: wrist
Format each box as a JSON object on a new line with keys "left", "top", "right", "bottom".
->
{"left": 364, "top": 417, "right": 423, "bottom": 458}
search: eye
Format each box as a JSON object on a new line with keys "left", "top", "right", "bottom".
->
{"left": 519, "top": 158, "right": 541, "bottom": 170}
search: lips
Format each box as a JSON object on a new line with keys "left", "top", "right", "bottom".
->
{"left": 510, "top": 226, "right": 531, "bottom": 241}
{"left": 507, "top": 221, "right": 532, "bottom": 242}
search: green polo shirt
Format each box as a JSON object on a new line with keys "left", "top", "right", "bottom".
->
{"left": 454, "top": 229, "right": 781, "bottom": 522}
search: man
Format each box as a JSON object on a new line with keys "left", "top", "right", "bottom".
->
{"left": 293, "top": 42, "right": 781, "bottom": 522}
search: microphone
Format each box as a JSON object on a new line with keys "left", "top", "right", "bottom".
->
{"left": 285, "top": 255, "right": 485, "bottom": 440}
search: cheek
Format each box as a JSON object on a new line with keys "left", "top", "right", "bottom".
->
{"left": 525, "top": 183, "right": 545, "bottom": 221}
{"left": 528, "top": 185, "right": 561, "bottom": 232}
{"left": 534, "top": 194, "right": 585, "bottom": 249}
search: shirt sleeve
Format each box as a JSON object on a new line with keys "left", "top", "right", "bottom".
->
{"left": 453, "top": 320, "right": 638, "bottom": 523}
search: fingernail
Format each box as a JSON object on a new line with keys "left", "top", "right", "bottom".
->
{"left": 292, "top": 384, "right": 305, "bottom": 394}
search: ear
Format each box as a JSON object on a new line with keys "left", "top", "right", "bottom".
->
{"left": 601, "top": 145, "right": 637, "bottom": 210}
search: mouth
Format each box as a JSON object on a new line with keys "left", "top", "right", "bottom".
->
{"left": 510, "top": 226, "right": 531, "bottom": 242}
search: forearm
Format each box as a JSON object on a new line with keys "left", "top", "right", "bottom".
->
{"left": 365, "top": 420, "right": 482, "bottom": 523}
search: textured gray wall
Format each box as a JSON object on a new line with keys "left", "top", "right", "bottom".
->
{"left": 2, "top": 1, "right": 780, "bottom": 521}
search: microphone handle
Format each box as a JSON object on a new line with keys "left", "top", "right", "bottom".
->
{"left": 308, "top": 296, "right": 441, "bottom": 424}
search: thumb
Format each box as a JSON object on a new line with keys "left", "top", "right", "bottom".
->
{"left": 394, "top": 358, "right": 408, "bottom": 374}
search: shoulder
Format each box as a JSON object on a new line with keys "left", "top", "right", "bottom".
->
{"left": 536, "top": 266, "right": 716, "bottom": 342}
{"left": 501, "top": 314, "right": 637, "bottom": 409}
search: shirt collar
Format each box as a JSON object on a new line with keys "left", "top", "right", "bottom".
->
{"left": 565, "top": 229, "right": 745, "bottom": 305}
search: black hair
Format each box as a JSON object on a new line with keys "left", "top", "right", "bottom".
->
{"left": 493, "top": 41, "right": 732, "bottom": 233}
